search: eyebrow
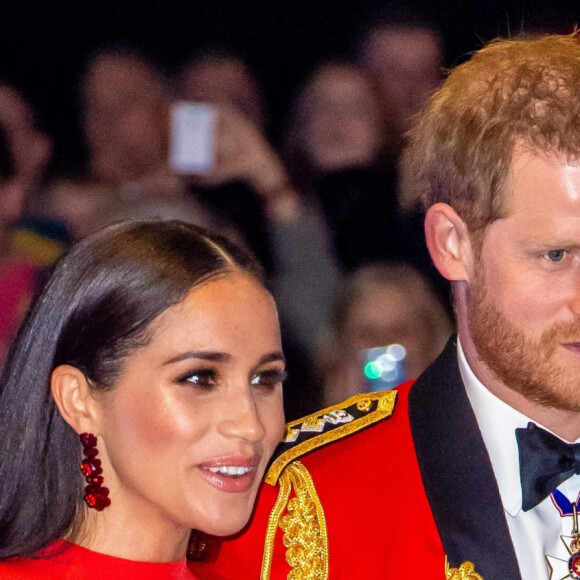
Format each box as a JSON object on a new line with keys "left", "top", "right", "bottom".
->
{"left": 260, "top": 352, "right": 286, "bottom": 365}
{"left": 163, "top": 351, "right": 286, "bottom": 366}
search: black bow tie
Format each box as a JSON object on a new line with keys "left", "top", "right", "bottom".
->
{"left": 516, "top": 422, "right": 580, "bottom": 511}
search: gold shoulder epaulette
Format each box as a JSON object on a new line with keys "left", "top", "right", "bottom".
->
{"left": 265, "top": 390, "right": 397, "bottom": 486}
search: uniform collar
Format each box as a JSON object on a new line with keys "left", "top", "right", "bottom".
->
{"left": 457, "top": 338, "right": 576, "bottom": 517}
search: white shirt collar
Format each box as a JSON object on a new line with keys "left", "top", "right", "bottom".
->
{"left": 457, "top": 339, "right": 539, "bottom": 516}
{"left": 457, "top": 339, "right": 580, "bottom": 580}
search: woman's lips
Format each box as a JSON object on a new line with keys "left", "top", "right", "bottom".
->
{"left": 198, "top": 456, "right": 260, "bottom": 493}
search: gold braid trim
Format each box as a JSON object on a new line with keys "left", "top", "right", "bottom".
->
{"left": 266, "top": 390, "right": 397, "bottom": 485}
{"left": 260, "top": 461, "right": 328, "bottom": 580}
{"left": 445, "top": 557, "right": 484, "bottom": 579}
{"left": 261, "top": 468, "right": 292, "bottom": 580}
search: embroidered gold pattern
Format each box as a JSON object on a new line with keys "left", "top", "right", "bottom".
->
{"left": 261, "top": 468, "right": 292, "bottom": 580}
{"left": 265, "top": 390, "right": 397, "bottom": 485}
{"left": 283, "top": 427, "right": 300, "bottom": 443}
{"left": 261, "top": 461, "right": 328, "bottom": 580}
{"left": 445, "top": 557, "right": 484, "bottom": 579}
{"left": 356, "top": 397, "right": 372, "bottom": 412}
{"left": 301, "top": 416, "right": 326, "bottom": 432}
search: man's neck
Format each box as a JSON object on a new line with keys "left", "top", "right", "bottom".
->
{"left": 459, "top": 331, "right": 580, "bottom": 442}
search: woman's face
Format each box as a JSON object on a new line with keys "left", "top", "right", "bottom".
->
{"left": 302, "top": 65, "right": 383, "bottom": 172}
{"left": 94, "top": 272, "right": 285, "bottom": 537}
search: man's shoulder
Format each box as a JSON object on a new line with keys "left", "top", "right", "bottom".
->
{"left": 266, "top": 383, "right": 413, "bottom": 486}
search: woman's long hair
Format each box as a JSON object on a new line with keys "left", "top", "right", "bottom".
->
{"left": 0, "top": 219, "right": 263, "bottom": 559}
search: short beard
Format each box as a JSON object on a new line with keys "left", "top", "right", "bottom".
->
{"left": 467, "top": 263, "right": 580, "bottom": 412}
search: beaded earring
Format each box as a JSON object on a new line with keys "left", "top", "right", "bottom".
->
{"left": 79, "top": 432, "right": 111, "bottom": 511}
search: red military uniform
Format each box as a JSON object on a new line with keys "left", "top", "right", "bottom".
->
{"left": 190, "top": 339, "right": 520, "bottom": 579}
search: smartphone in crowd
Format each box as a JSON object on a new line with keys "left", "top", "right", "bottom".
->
{"left": 168, "top": 101, "right": 216, "bottom": 174}
{"left": 361, "top": 344, "right": 407, "bottom": 392}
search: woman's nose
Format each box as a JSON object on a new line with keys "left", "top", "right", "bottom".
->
{"left": 217, "top": 390, "right": 266, "bottom": 443}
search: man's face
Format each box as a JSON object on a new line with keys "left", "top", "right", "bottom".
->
{"left": 360, "top": 27, "right": 442, "bottom": 133}
{"left": 181, "top": 57, "right": 265, "bottom": 129}
{"left": 467, "top": 150, "right": 580, "bottom": 411}
{"left": 303, "top": 65, "right": 383, "bottom": 172}
{"left": 82, "top": 55, "right": 167, "bottom": 180}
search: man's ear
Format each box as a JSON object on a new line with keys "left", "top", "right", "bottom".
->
{"left": 424, "top": 203, "right": 475, "bottom": 282}
{"left": 51, "top": 365, "right": 99, "bottom": 434}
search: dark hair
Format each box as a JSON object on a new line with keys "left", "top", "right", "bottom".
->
{"left": 357, "top": 3, "right": 441, "bottom": 40}
{"left": 0, "top": 219, "right": 264, "bottom": 559}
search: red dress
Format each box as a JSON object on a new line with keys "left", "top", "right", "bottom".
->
{"left": 0, "top": 541, "right": 198, "bottom": 580}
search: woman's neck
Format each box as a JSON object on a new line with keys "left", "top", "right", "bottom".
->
{"left": 71, "top": 509, "right": 191, "bottom": 563}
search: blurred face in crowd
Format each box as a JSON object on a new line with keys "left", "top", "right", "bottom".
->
{"left": 82, "top": 53, "right": 168, "bottom": 182}
{"left": 462, "top": 150, "right": 580, "bottom": 419}
{"left": 301, "top": 64, "right": 383, "bottom": 173}
{"left": 78, "top": 272, "right": 286, "bottom": 552}
{"left": 324, "top": 281, "right": 445, "bottom": 405}
{"left": 0, "top": 87, "right": 36, "bottom": 247}
{"left": 180, "top": 56, "right": 266, "bottom": 129}
{"left": 0, "top": 85, "right": 52, "bottom": 185}
{"left": 0, "top": 180, "right": 26, "bottom": 234}
{"left": 359, "top": 26, "right": 442, "bottom": 134}
{"left": 0, "top": 85, "right": 51, "bottom": 246}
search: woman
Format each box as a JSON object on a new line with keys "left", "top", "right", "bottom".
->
{"left": 283, "top": 61, "right": 391, "bottom": 188}
{"left": 281, "top": 61, "right": 425, "bottom": 273}
{"left": 0, "top": 220, "right": 286, "bottom": 578}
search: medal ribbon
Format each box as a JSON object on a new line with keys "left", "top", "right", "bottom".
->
{"left": 552, "top": 489, "right": 580, "bottom": 517}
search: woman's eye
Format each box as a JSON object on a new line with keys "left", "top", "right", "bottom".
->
{"left": 546, "top": 249, "right": 566, "bottom": 262}
{"left": 178, "top": 368, "right": 218, "bottom": 389}
{"left": 251, "top": 369, "right": 287, "bottom": 390}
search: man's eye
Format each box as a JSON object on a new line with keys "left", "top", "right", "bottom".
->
{"left": 251, "top": 369, "right": 287, "bottom": 390}
{"left": 546, "top": 249, "right": 566, "bottom": 262}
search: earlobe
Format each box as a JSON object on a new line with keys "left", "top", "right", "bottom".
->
{"left": 424, "top": 203, "right": 474, "bottom": 282}
{"left": 51, "top": 365, "right": 97, "bottom": 434}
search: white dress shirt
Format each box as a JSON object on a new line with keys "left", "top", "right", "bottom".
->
{"left": 458, "top": 340, "right": 580, "bottom": 580}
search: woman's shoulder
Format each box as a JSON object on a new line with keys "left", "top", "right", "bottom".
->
{"left": 0, "top": 541, "right": 198, "bottom": 580}
{"left": 0, "top": 556, "right": 57, "bottom": 578}
{"left": 0, "top": 541, "right": 77, "bottom": 578}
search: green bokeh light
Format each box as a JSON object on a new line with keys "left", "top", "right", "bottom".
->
{"left": 364, "top": 361, "right": 382, "bottom": 380}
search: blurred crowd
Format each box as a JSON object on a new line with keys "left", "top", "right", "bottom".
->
{"left": 0, "top": 8, "right": 457, "bottom": 418}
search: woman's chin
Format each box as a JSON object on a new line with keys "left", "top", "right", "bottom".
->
{"left": 201, "top": 516, "right": 253, "bottom": 538}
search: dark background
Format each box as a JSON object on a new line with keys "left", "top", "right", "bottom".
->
{"left": 0, "top": 0, "right": 577, "bottom": 170}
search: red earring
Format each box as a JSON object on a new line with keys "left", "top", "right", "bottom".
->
{"left": 79, "top": 432, "right": 111, "bottom": 511}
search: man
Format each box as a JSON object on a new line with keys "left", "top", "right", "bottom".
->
{"left": 189, "top": 33, "right": 580, "bottom": 580}
{"left": 178, "top": 48, "right": 268, "bottom": 131}
{"left": 356, "top": 9, "right": 443, "bottom": 138}
{"left": 80, "top": 48, "right": 171, "bottom": 187}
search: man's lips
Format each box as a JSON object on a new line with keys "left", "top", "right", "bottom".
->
{"left": 562, "top": 342, "right": 580, "bottom": 354}
{"left": 198, "top": 456, "right": 261, "bottom": 493}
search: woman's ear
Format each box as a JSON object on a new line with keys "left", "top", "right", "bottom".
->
{"left": 424, "top": 203, "right": 475, "bottom": 282}
{"left": 51, "top": 365, "right": 99, "bottom": 434}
